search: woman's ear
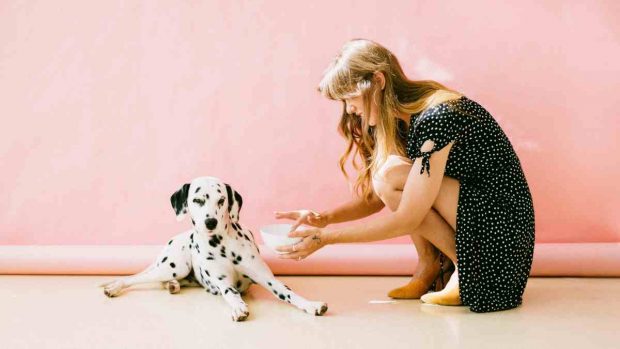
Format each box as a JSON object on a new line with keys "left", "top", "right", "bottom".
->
{"left": 170, "top": 183, "right": 190, "bottom": 221}
{"left": 374, "top": 71, "right": 386, "bottom": 90}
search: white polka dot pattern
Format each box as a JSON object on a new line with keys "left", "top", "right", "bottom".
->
{"left": 407, "top": 96, "right": 536, "bottom": 313}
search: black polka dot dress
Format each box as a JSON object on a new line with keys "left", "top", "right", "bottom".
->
{"left": 406, "top": 95, "right": 535, "bottom": 313}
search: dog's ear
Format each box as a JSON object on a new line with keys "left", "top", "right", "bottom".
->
{"left": 224, "top": 183, "right": 243, "bottom": 223}
{"left": 170, "top": 183, "right": 191, "bottom": 221}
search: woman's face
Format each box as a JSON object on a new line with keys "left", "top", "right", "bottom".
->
{"left": 343, "top": 94, "right": 378, "bottom": 126}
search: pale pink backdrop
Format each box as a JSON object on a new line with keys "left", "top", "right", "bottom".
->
{"left": 1, "top": 0, "right": 618, "bottom": 246}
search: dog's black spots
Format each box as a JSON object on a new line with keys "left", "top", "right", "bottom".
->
{"left": 191, "top": 219, "right": 195, "bottom": 225}
{"left": 218, "top": 274, "right": 226, "bottom": 280}
{"left": 237, "top": 231, "right": 243, "bottom": 238}
{"left": 279, "top": 294, "right": 285, "bottom": 300}
{"left": 168, "top": 239, "right": 173, "bottom": 245}
{"left": 170, "top": 262, "right": 176, "bottom": 268}
{"left": 230, "top": 288, "right": 239, "bottom": 295}
{"left": 272, "top": 290, "right": 278, "bottom": 295}
{"left": 233, "top": 256, "right": 242, "bottom": 264}
{"left": 224, "top": 288, "right": 229, "bottom": 295}
{"left": 284, "top": 285, "right": 291, "bottom": 291}
{"left": 225, "top": 224, "right": 228, "bottom": 230}
{"left": 220, "top": 246, "right": 226, "bottom": 258}
{"left": 267, "top": 282, "right": 272, "bottom": 286}
{"left": 196, "top": 245, "right": 201, "bottom": 254}
{"left": 243, "top": 234, "right": 251, "bottom": 242}
{"left": 287, "top": 294, "right": 291, "bottom": 299}
{"left": 231, "top": 251, "right": 236, "bottom": 257}
{"left": 173, "top": 273, "right": 177, "bottom": 278}
{"left": 206, "top": 256, "right": 214, "bottom": 260}
{"left": 236, "top": 280, "right": 242, "bottom": 288}
{"left": 217, "top": 189, "right": 221, "bottom": 193}
{"left": 195, "top": 186, "right": 201, "bottom": 193}
{"left": 161, "top": 256, "right": 168, "bottom": 263}
{"left": 190, "top": 233, "right": 194, "bottom": 242}
{"left": 205, "top": 269, "right": 210, "bottom": 277}
{"left": 286, "top": 300, "right": 291, "bottom": 304}
{"left": 208, "top": 234, "right": 222, "bottom": 247}
{"left": 182, "top": 246, "right": 185, "bottom": 251}
{"left": 206, "top": 194, "right": 209, "bottom": 200}
{"left": 251, "top": 255, "right": 255, "bottom": 259}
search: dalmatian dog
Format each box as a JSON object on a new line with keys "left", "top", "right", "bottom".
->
{"left": 99, "top": 176, "right": 328, "bottom": 321}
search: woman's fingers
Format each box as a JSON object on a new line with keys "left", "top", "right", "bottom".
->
{"left": 289, "top": 216, "right": 308, "bottom": 233}
{"left": 274, "top": 211, "right": 298, "bottom": 220}
{"left": 275, "top": 242, "right": 299, "bottom": 254}
{"left": 278, "top": 250, "right": 306, "bottom": 260}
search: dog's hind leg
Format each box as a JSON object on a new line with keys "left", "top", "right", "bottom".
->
{"left": 101, "top": 231, "right": 193, "bottom": 297}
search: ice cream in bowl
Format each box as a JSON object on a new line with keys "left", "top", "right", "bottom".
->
{"left": 259, "top": 223, "right": 308, "bottom": 254}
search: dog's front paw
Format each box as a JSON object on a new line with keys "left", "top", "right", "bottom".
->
{"left": 103, "top": 280, "right": 125, "bottom": 298}
{"left": 231, "top": 305, "right": 250, "bottom": 322}
{"left": 303, "top": 301, "right": 328, "bottom": 316}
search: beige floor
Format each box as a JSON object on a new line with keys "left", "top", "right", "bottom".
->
{"left": 0, "top": 276, "right": 619, "bottom": 349}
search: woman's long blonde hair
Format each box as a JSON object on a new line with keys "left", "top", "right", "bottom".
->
{"left": 317, "top": 39, "right": 463, "bottom": 203}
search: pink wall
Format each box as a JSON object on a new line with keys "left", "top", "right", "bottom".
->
{"left": 1, "top": 1, "right": 618, "bottom": 246}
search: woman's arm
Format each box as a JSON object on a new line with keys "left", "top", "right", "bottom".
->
{"left": 321, "top": 189, "right": 385, "bottom": 225}
{"left": 323, "top": 141, "right": 453, "bottom": 244}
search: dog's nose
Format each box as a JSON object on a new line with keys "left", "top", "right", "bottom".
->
{"left": 205, "top": 218, "right": 218, "bottom": 230}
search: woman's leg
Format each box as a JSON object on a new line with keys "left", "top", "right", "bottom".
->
{"left": 381, "top": 174, "right": 461, "bottom": 304}
{"left": 419, "top": 175, "right": 462, "bottom": 305}
{"left": 388, "top": 208, "right": 455, "bottom": 299}
{"left": 378, "top": 180, "right": 454, "bottom": 298}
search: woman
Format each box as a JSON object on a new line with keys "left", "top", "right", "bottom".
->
{"left": 275, "top": 39, "right": 535, "bottom": 313}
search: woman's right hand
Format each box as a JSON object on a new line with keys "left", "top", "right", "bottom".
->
{"left": 274, "top": 209, "right": 328, "bottom": 232}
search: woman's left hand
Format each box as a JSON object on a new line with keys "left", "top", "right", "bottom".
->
{"left": 275, "top": 227, "right": 327, "bottom": 260}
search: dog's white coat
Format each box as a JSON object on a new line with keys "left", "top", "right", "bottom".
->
{"left": 99, "top": 176, "right": 328, "bottom": 321}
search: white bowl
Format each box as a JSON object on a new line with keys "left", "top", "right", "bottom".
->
{"left": 259, "top": 223, "right": 307, "bottom": 254}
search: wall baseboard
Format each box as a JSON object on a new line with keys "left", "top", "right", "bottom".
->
{"left": 1, "top": 243, "right": 619, "bottom": 276}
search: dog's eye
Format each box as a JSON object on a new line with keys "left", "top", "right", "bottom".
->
{"left": 193, "top": 198, "right": 205, "bottom": 205}
{"left": 218, "top": 197, "right": 225, "bottom": 206}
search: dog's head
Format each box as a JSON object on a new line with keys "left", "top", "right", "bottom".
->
{"left": 170, "top": 176, "right": 243, "bottom": 234}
